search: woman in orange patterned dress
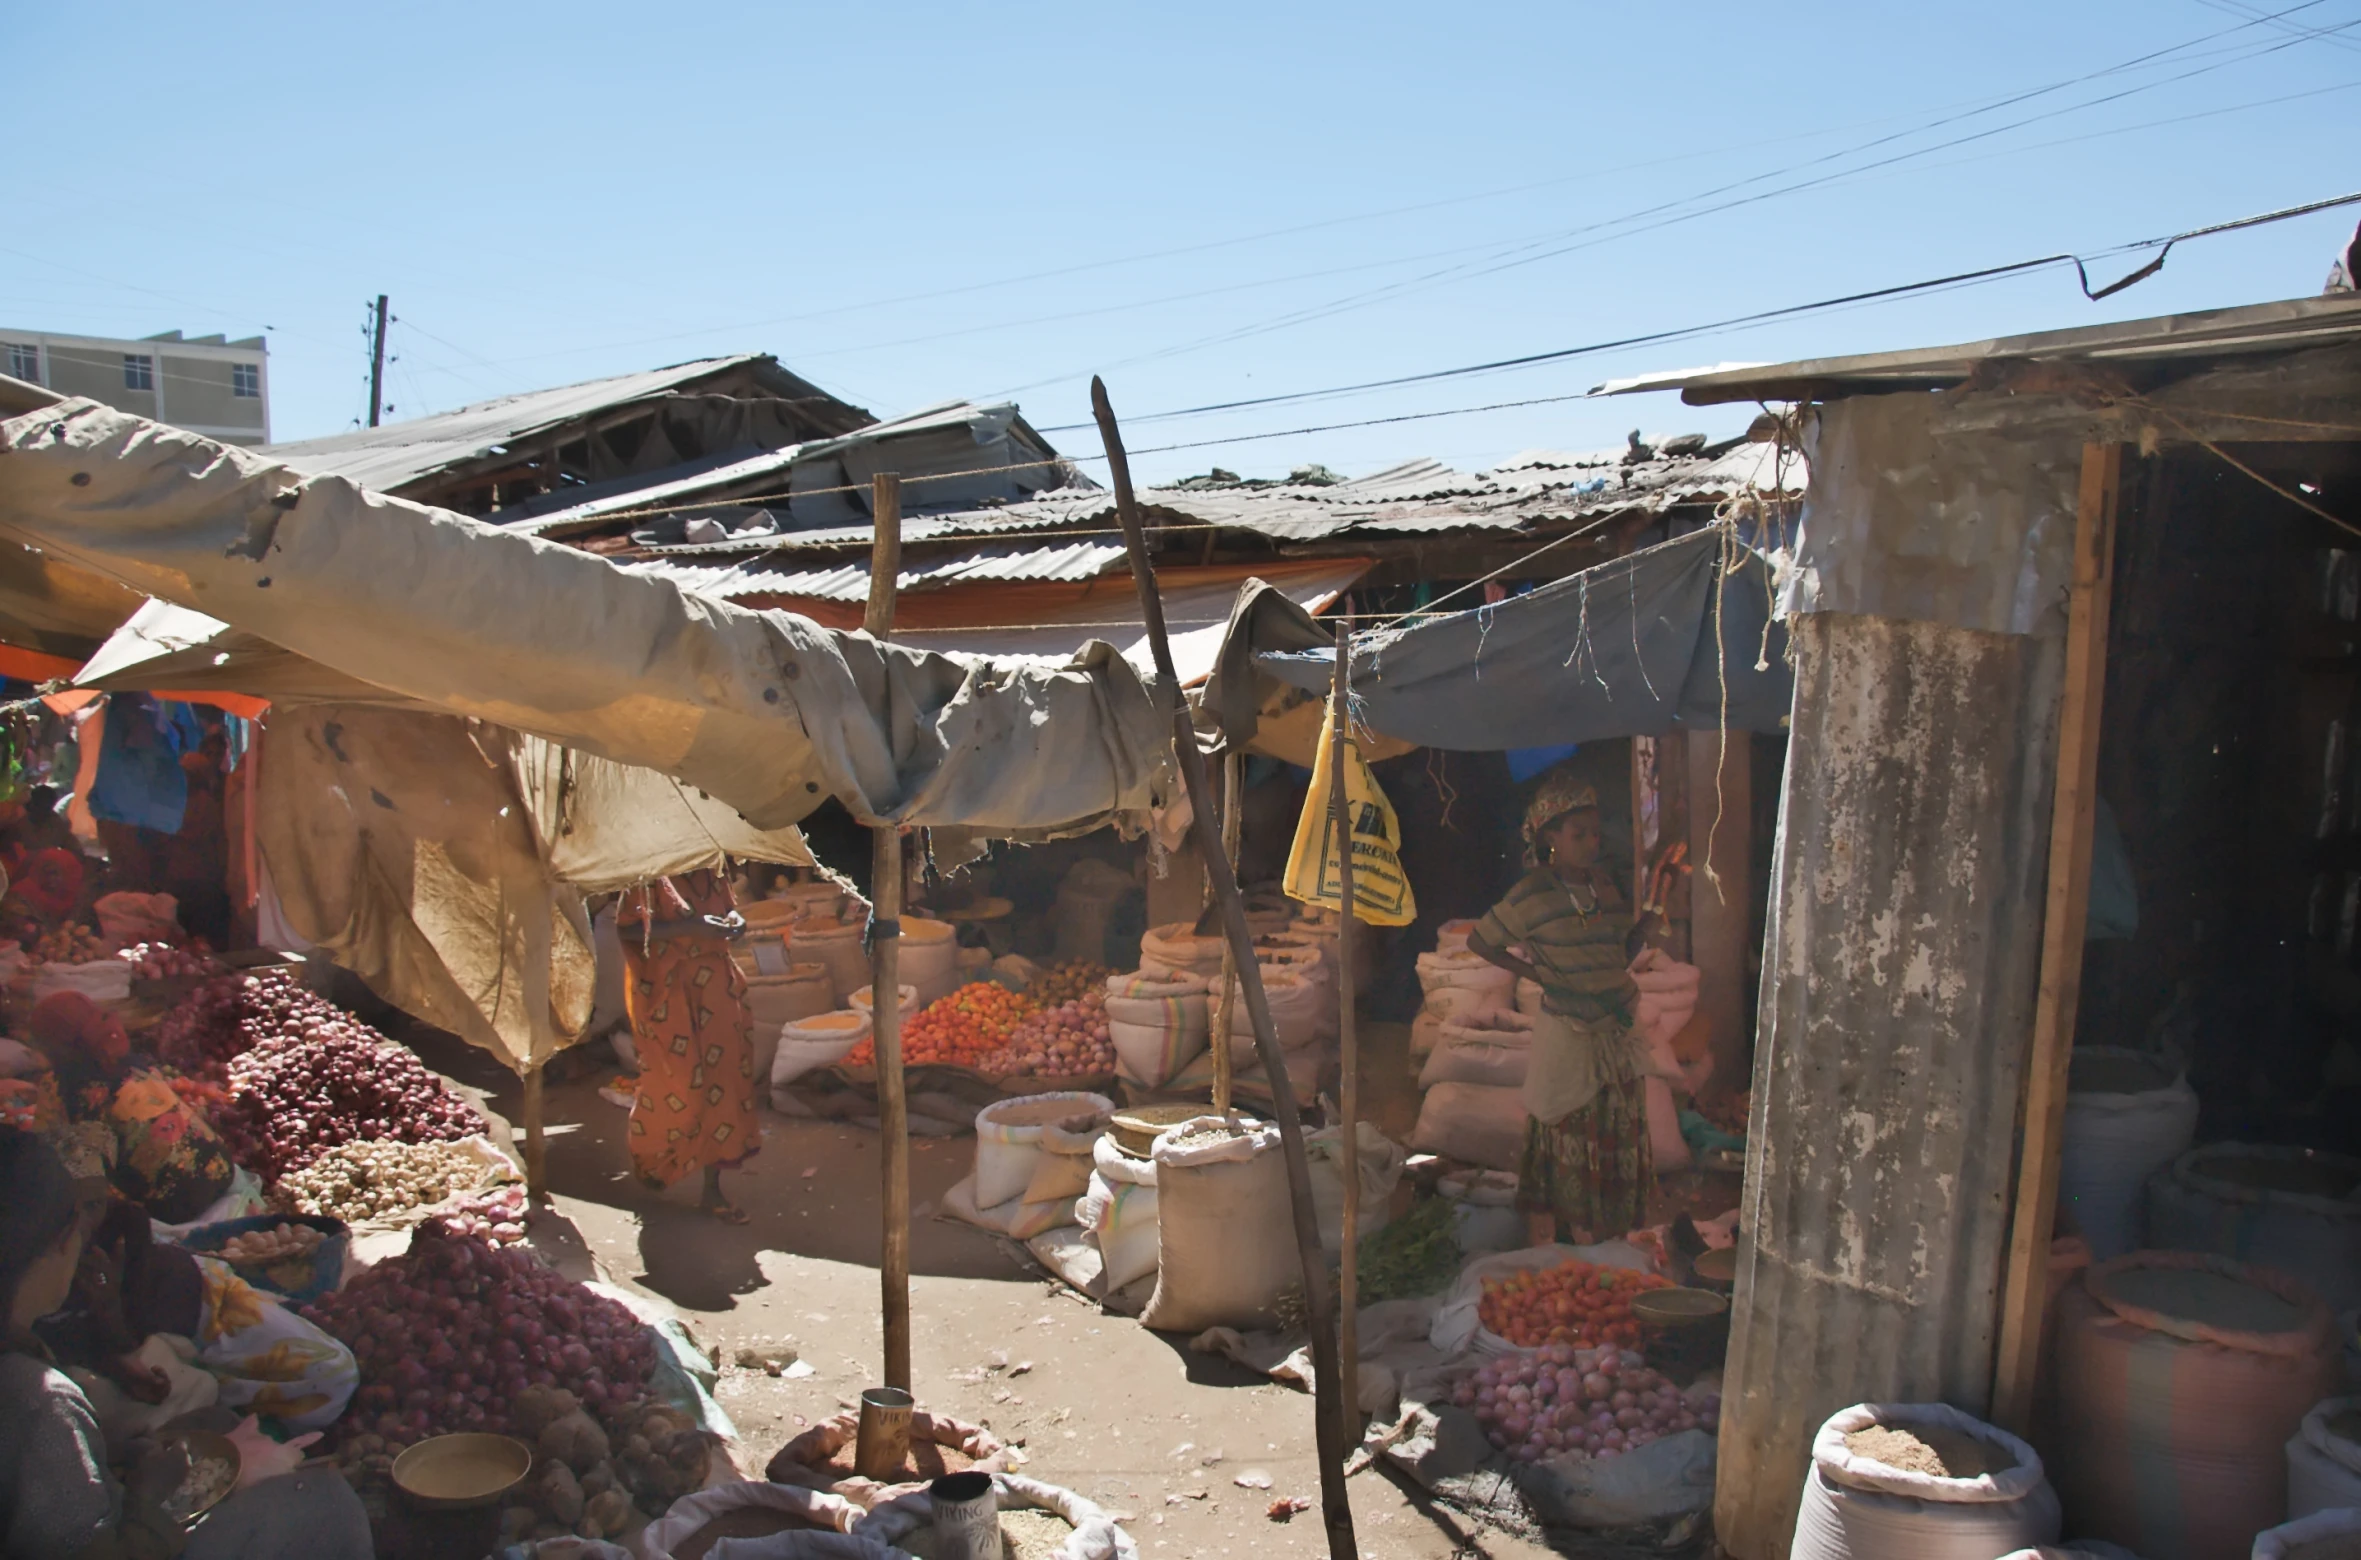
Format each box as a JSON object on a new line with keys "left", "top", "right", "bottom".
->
{"left": 615, "top": 869, "right": 758, "bottom": 1222}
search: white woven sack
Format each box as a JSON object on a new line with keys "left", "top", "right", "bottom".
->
{"left": 1140, "top": 1117, "right": 1294, "bottom": 1333}
{"left": 973, "top": 1093, "right": 1113, "bottom": 1208}
{"left": 744, "top": 963, "right": 834, "bottom": 1028}
{"left": 771, "top": 1011, "right": 870, "bottom": 1090}
{"left": 2288, "top": 1395, "right": 2361, "bottom": 1518}
{"left": 2057, "top": 1047, "right": 2199, "bottom": 1259}
{"left": 1306, "top": 1120, "right": 1405, "bottom": 1255}
{"left": 1419, "top": 1034, "right": 1531, "bottom": 1091}
{"left": 1216, "top": 967, "right": 1321, "bottom": 1052}
{"left": 1792, "top": 1402, "right": 2061, "bottom": 1560}
{"left": 899, "top": 917, "right": 961, "bottom": 1007}
{"left": 1410, "top": 1080, "right": 1526, "bottom": 1171}
{"left": 1138, "top": 921, "right": 1229, "bottom": 982}
{"left": 1076, "top": 1136, "right": 1160, "bottom": 1291}
{"left": 848, "top": 983, "right": 918, "bottom": 1021}
{"left": 1518, "top": 978, "right": 1544, "bottom": 1019}
{"left": 1417, "top": 948, "right": 1516, "bottom": 1004}
{"left": 33, "top": 959, "right": 132, "bottom": 1004}
{"left": 1435, "top": 919, "right": 1479, "bottom": 956}
{"left": 2146, "top": 1143, "right": 2361, "bottom": 1310}
{"left": 2254, "top": 1507, "right": 2361, "bottom": 1560}
{"left": 640, "top": 1480, "right": 864, "bottom": 1560}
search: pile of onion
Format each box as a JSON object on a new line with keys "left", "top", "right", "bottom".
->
{"left": 116, "top": 941, "right": 220, "bottom": 980}
{"left": 213, "top": 1022, "right": 483, "bottom": 1180}
{"left": 1448, "top": 1345, "right": 1720, "bottom": 1464}
{"left": 154, "top": 970, "right": 339, "bottom": 1085}
{"left": 305, "top": 1222, "right": 656, "bottom": 1447}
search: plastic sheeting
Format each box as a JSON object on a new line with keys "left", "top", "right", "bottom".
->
{"left": 0, "top": 399, "right": 1176, "bottom": 838}
{"left": 1251, "top": 527, "right": 1792, "bottom": 751}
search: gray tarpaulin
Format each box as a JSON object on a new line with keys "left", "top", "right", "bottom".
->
{"left": 1253, "top": 527, "right": 1792, "bottom": 751}
{"left": 1784, "top": 394, "right": 2083, "bottom": 638}
{"left": 0, "top": 399, "right": 1176, "bottom": 837}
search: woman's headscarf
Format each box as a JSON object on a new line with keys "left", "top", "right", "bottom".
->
{"left": 16, "top": 848, "right": 85, "bottom": 924}
{"left": 1522, "top": 765, "right": 1601, "bottom": 863}
{"left": 26, "top": 992, "right": 130, "bottom": 1077}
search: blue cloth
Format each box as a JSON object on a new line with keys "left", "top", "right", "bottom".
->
{"left": 1507, "top": 745, "right": 1579, "bottom": 782}
{"left": 86, "top": 697, "right": 204, "bottom": 834}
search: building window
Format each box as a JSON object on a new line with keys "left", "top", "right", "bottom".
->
{"left": 232, "top": 362, "right": 260, "bottom": 399}
{"left": 122, "top": 354, "right": 153, "bottom": 391}
{"left": 5, "top": 343, "right": 36, "bottom": 382}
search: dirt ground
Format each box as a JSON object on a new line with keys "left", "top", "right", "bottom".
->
{"left": 398, "top": 1010, "right": 1698, "bottom": 1560}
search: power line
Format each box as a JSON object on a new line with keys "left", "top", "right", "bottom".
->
{"left": 1030, "top": 187, "right": 2361, "bottom": 436}
{"left": 1006, "top": 3, "right": 2361, "bottom": 399}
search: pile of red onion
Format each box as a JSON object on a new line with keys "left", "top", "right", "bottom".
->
{"left": 116, "top": 941, "right": 220, "bottom": 980}
{"left": 1449, "top": 1346, "right": 1720, "bottom": 1463}
{"left": 154, "top": 971, "right": 309, "bottom": 1084}
{"left": 212, "top": 1019, "right": 484, "bottom": 1180}
{"left": 306, "top": 1223, "right": 657, "bottom": 1446}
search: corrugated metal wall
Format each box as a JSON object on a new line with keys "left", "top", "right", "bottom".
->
{"left": 1716, "top": 611, "right": 2063, "bottom": 1556}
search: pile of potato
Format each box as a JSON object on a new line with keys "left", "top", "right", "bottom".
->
{"left": 274, "top": 1139, "right": 495, "bottom": 1222}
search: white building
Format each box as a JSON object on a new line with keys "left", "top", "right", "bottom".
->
{"left": 0, "top": 327, "right": 269, "bottom": 444}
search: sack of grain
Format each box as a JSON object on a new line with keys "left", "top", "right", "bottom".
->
{"left": 1213, "top": 966, "right": 1322, "bottom": 1053}
{"left": 1141, "top": 1117, "right": 1296, "bottom": 1332}
{"left": 1305, "top": 1120, "right": 1404, "bottom": 1255}
{"left": 1792, "top": 1402, "right": 2060, "bottom": 1560}
{"left": 1102, "top": 971, "right": 1210, "bottom": 1089}
{"left": 769, "top": 1010, "right": 871, "bottom": 1100}
{"left": 1419, "top": 1009, "right": 1535, "bottom": 1090}
{"left": 787, "top": 917, "right": 871, "bottom": 1006}
{"left": 1412, "top": 949, "right": 1516, "bottom": 1059}
{"left": 2058, "top": 1047, "right": 2199, "bottom": 1260}
{"left": 1138, "top": 922, "right": 1228, "bottom": 982}
{"left": 2053, "top": 1251, "right": 2340, "bottom": 1560}
{"left": 899, "top": 917, "right": 961, "bottom": 1007}
{"left": 743, "top": 962, "right": 833, "bottom": 1029}
{"left": 847, "top": 983, "right": 918, "bottom": 1023}
{"left": 1075, "top": 1134, "right": 1160, "bottom": 1292}
{"left": 2286, "top": 1395, "right": 2361, "bottom": 1518}
{"left": 972, "top": 1092, "right": 1113, "bottom": 1208}
{"left": 2146, "top": 1143, "right": 2361, "bottom": 1311}
{"left": 1410, "top": 1081, "right": 1526, "bottom": 1171}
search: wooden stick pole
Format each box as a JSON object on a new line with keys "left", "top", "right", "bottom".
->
{"left": 1328, "top": 618, "right": 1361, "bottom": 1450}
{"left": 866, "top": 472, "right": 913, "bottom": 1394}
{"left": 1211, "top": 749, "right": 1242, "bottom": 1114}
{"left": 1991, "top": 443, "right": 2122, "bottom": 1433}
{"left": 1092, "top": 378, "right": 1358, "bottom": 1560}
{"left": 521, "top": 1062, "right": 547, "bottom": 1203}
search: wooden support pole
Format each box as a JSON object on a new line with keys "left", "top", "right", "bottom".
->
{"left": 1991, "top": 442, "right": 2122, "bottom": 1434}
{"left": 1686, "top": 729, "right": 1752, "bottom": 1101}
{"left": 1093, "top": 378, "right": 1358, "bottom": 1560}
{"left": 521, "top": 1062, "right": 547, "bottom": 1203}
{"left": 1328, "top": 619, "right": 1361, "bottom": 1451}
{"left": 867, "top": 473, "right": 913, "bottom": 1395}
{"left": 1211, "top": 749, "right": 1242, "bottom": 1115}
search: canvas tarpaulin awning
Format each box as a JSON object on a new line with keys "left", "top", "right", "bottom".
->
{"left": 0, "top": 400, "right": 1177, "bottom": 836}
{"left": 1249, "top": 526, "right": 1793, "bottom": 750}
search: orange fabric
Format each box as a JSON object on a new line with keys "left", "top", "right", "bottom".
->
{"left": 618, "top": 872, "right": 759, "bottom": 1187}
{"left": 0, "top": 644, "right": 83, "bottom": 683}
{"left": 0, "top": 645, "right": 269, "bottom": 719}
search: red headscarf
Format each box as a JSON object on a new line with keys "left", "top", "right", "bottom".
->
{"left": 17, "top": 848, "right": 86, "bottom": 923}
{"left": 27, "top": 991, "right": 130, "bottom": 1075}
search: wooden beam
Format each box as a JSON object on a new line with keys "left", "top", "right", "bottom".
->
{"left": 1329, "top": 618, "right": 1361, "bottom": 1452}
{"left": 866, "top": 472, "right": 912, "bottom": 1395}
{"left": 1211, "top": 749, "right": 1242, "bottom": 1115}
{"left": 1093, "top": 377, "right": 1359, "bottom": 1560}
{"left": 1991, "top": 442, "right": 2123, "bottom": 1434}
{"left": 1686, "top": 727, "right": 1753, "bottom": 1100}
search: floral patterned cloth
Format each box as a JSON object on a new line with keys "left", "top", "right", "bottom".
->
{"left": 189, "top": 1254, "right": 356, "bottom": 1431}
{"left": 59, "top": 1064, "right": 235, "bottom": 1224}
{"left": 617, "top": 871, "right": 759, "bottom": 1189}
{"left": 1514, "top": 1072, "right": 1651, "bottom": 1241}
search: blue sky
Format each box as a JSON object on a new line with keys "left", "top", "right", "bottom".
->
{"left": 6, "top": 1, "right": 2357, "bottom": 484}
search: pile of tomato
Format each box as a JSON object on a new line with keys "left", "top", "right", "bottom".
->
{"left": 1476, "top": 1260, "right": 1677, "bottom": 1350}
{"left": 843, "top": 982, "right": 1038, "bottom": 1069}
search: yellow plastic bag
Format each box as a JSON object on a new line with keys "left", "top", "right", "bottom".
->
{"left": 1283, "top": 704, "right": 1417, "bottom": 927}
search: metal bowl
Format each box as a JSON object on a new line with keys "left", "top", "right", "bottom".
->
{"left": 1631, "top": 1286, "right": 1730, "bottom": 1327}
{"left": 1690, "top": 1246, "right": 1737, "bottom": 1292}
{"left": 391, "top": 1433, "right": 533, "bottom": 1511}
{"left": 160, "top": 1430, "right": 241, "bottom": 1525}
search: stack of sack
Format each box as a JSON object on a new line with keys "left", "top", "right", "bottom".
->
{"left": 1410, "top": 941, "right": 1522, "bottom": 1171}
{"left": 944, "top": 1093, "right": 1114, "bottom": 1239}
{"left": 1411, "top": 947, "right": 1516, "bottom": 1059}
{"left": 1102, "top": 970, "right": 1211, "bottom": 1090}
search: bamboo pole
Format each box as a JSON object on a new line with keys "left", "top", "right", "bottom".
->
{"left": 1211, "top": 749, "right": 1242, "bottom": 1115}
{"left": 1328, "top": 618, "right": 1361, "bottom": 1451}
{"left": 1991, "top": 443, "right": 2122, "bottom": 1433}
{"left": 866, "top": 472, "right": 913, "bottom": 1394}
{"left": 1092, "top": 378, "right": 1357, "bottom": 1560}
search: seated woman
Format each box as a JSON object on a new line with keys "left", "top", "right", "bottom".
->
{"left": 0, "top": 1132, "right": 372, "bottom": 1559}
{"left": 23, "top": 995, "right": 236, "bottom": 1226}
{"left": 40, "top": 1201, "right": 357, "bottom": 1435}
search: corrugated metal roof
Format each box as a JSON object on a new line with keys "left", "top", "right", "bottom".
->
{"left": 264, "top": 355, "right": 863, "bottom": 493}
{"left": 615, "top": 440, "right": 1794, "bottom": 578}
{"left": 630, "top": 539, "right": 1132, "bottom": 602}
{"left": 1605, "top": 290, "right": 2361, "bottom": 405}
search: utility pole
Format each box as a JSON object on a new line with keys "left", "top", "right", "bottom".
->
{"left": 366, "top": 294, "right": 390, "bottom": 427}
